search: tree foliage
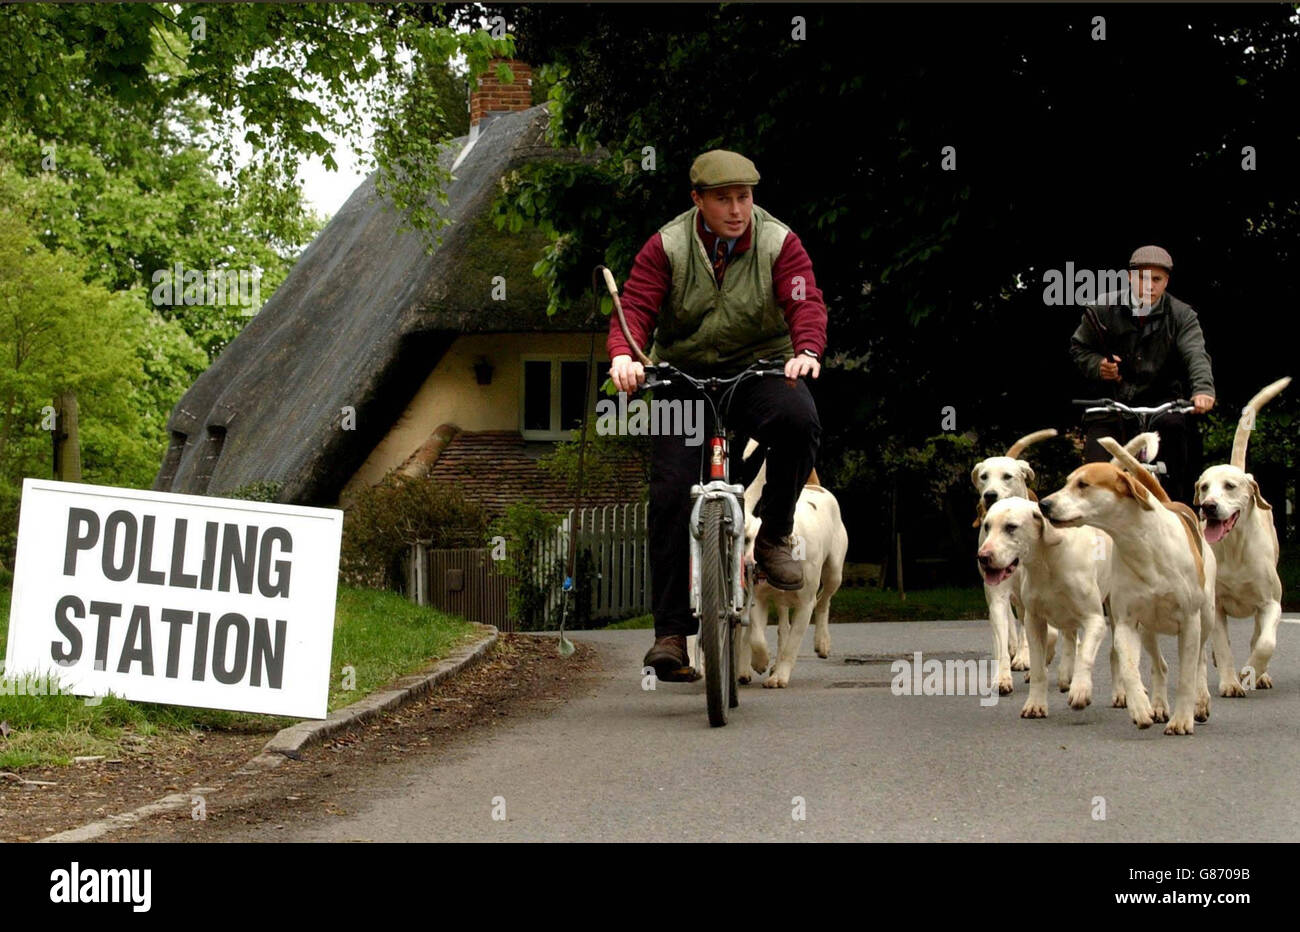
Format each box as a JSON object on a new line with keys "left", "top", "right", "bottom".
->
{"left": 0, "top": 3, "right": 508, "bottom": 565}
{"left": 489, "top": 4, "right": 1300, "bottom": 557}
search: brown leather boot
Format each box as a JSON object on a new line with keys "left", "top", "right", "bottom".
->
{"left": 644, "top": 635, "right": 698, "bottom": 682}
{"left": 753, "top": 529, "right": 804, "bottom": 591}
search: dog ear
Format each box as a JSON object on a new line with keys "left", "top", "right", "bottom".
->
{"left": 1016, "top": 460, "right": 1035, "bottom": 486}
{"left": 971, "top": 462, "right": 984, "bottom": 487}
{"left": 971, "top": 499, "right": 986, "bottom": 529}
{"left": 1032, "top": 507, "right": 1063, "bottom": 546}
{"left": 1246, "top": 474, "right": 1272, "bottom": 512}
{"left": 1192, "top": 473, "right": 1204, "bottom": 506}
{"left": 1117, "top": 469, "right": 1156, "bottom": 511}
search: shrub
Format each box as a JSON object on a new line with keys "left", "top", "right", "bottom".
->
{"left": 341, "top": 474, "right": 489, "bottom": 591}
{"left": 491, "top": 501, "right": 600, "bottom": 630}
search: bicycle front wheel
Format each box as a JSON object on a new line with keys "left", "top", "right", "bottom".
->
{"left": 700, "top": 498, "right": 735, "bottom": 727}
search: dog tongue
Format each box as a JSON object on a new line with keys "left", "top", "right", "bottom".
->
{"left": 984, "top": 565, "right": 1014, "bottom": 586}
{"left": 1204, "top": 513, "right": 1238, "bottom": 543}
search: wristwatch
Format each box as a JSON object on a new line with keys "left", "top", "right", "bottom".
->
{"left": 800, "top": 349, "right": 821, "bottom": 361}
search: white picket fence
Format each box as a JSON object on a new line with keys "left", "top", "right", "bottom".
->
{"left": 533, "top": 502, "right": 651, "bottom": 626}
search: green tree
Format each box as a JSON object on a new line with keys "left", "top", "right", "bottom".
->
{"left": 0, "top": 175, "right": 204, "bottom": 562}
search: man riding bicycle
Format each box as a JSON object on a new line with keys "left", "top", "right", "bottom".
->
{"left": 1069, "top": 245, "right": 1216, "bottom": 503}
{"left": 607, "top": 150, "right": 828, "bottom": 681}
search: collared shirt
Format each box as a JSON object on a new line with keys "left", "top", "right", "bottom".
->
{"left": 698, "top": 215, "right": 748, "bottom": 267}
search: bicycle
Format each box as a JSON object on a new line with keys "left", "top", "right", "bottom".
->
{"left": 633, "top": 358, "right": 796, "bottom": 726}
{"left": 1072, "top": 397, "right": 1197, "bottom": 478}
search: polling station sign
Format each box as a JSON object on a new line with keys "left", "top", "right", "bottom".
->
{"left": 4, "top": 479, "right": 342, "bottom": 719}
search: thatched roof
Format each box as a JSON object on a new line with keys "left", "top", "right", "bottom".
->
{"left": 154, "top": 106, "right": 600, "bottom": 506}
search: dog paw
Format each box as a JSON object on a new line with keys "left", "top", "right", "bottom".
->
{"left": 1150, "top": 699, "right": 1170, "bottom": 723}
{"left": 1194, "top": 700, "right": 1210, "bottom": 723}
{"left": 815, "top": 647, "right": 829, "bottom": 659}
{"left": 1067, "top": 683, "right": 1093, "bottom": 710}
{"left": 1020, "top": 699, "right": 1048, "bottom": 719}
{"left": 1129, "top": 697, "right": 1155, "bottom": 729}
{"left": 763, "top": 667, "right": 791, "bottom": 688}
{"left": 1255, "top": 672, "right": 1273, "bottom": 690}
{"left": 738, "top": 672, "right": 752, "bottom": 685}
{"left": 1058, "top": 679, "right": 1072, "bottom": 693}
{"left": 1164, "top": 715, "right": 1195, "bottom": 736}
{"left": 750, "top": 648, "right": 769, "bottom": 672}
{"left": 1011, "top": 656, "right": 1029, "bottom": 672}
{"left": 1111, "top": 691, "right": 1127, "bottom": 709}
{"left": 999, "top": 674, "right": 1014, "bottom": 696}
{"left": 1219, "top": 680, "right": 1247, "bottom": 698}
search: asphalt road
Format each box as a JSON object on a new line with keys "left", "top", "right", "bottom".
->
{"left": 209, "top": 616, "right": 1300, "bottom": 842}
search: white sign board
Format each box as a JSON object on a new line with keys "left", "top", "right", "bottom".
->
{"left": 4, "top": 479, "right": 342, "bottom": 719}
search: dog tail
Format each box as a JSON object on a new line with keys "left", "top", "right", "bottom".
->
{"left": 1116, "top": 431, "right": 1159, "bottom": 466}
{"left": 1098, "top": 436, "right": 1170, "bottom": 503}
{"left": 1005, "top": 428, "right": 1057, "bottom": 459}
{"left": 1230, "top": 376, "right": 1291, "bottom": 470}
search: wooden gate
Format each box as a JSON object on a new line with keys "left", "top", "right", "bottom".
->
{"left": 407, "top": 502, "right": 651, "bottom": 630}
{"left": 534, "top": 503, "right": 651, "bottom": 626}
{"left": 407, "top": 545, "right": 515, "bottom": 632}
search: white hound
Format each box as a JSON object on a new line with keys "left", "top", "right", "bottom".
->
{"left": 971, "top": 429, "right": 1059, "bottom": 693}
{"left": 1040, "top": 438, "right": 1216, "bottom": 735}
{"left": 1195, "top": 376, "right": 1291, "bottom": 692}
{"left": 737, "top": 443, "right": 849, "bottom": 689}
{"left": 977, "top": 497, "right": 1113, "bottom": 717}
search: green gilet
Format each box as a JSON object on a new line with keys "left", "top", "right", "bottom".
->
{"left": 649, "top": 204, "right": 795, "bottom": 375}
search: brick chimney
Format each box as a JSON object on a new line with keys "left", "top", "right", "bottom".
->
{"left": 468, "top": 59, "right": 533, "bottom": 142}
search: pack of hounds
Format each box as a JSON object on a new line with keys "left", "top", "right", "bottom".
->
{"left": 974, "top": 376, "right": 1290, "bottom": 735}
{"left": 712, "top": 377, "right": 1290, "bottom": 737}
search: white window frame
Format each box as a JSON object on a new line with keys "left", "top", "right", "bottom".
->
{"left": 519, "top": 354, "right": 598, "bottom": 441}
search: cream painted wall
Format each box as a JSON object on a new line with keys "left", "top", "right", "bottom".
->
{"left": 338, "top": 331, "right": 603, "bottom": 503}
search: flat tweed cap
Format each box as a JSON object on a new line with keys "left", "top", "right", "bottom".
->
{"left": 1129, "top": 245, "right": 1173, "bottom": 270}
{"left": 690, "top": 150, "right": 760, "bottom": 189}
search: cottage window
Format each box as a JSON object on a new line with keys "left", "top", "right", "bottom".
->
{"left": 520, "top": 356, "right": 594, "bottom": 440}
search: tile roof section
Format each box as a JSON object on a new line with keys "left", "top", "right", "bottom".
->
{"left": 425, "top": 430, "right": 648, "bottom": 518}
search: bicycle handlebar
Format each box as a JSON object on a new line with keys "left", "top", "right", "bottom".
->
{"left": 638, "top": 358, "right": 793, "bottom": 394}
{"left": 1072, "top": 398, "right": 1195, "bottom": 415}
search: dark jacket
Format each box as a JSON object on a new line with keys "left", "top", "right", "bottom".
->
{"left": 1069, "top": 293, "right": 1215, "bottom": 406}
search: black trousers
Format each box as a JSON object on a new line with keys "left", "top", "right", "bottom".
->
{"left": 648, "top": 377, "right": 821, "bottom": 638}
{"left": 1082, "top": 410, "right": 1192, "bottom": 504}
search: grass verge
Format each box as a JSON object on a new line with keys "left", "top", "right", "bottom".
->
{"left": 0, "top": 584, "right": 478, "bottom": 770}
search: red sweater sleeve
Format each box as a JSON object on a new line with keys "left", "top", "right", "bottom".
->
{"left": 607, "top": 232, "right": 671, "bottom": 360}
{"left": 772, "top": 232, "right": 828, "bottom": 357}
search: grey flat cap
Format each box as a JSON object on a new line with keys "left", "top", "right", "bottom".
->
{"left": 1129, "top": 245, "right": 1173, "bottom": 270}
